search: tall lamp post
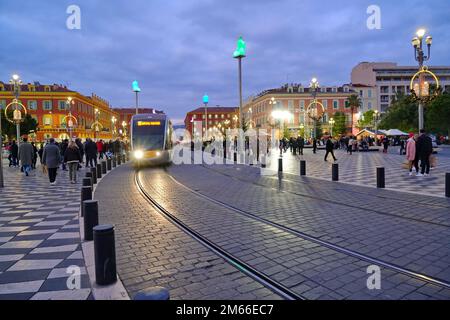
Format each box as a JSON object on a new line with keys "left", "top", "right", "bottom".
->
{"left": 203, "top": 94, "right": 209, "bottom": 141}
{"left": 233, "top": 36, "right": 246, "bottom": 130}
{"left": 64, "top": 97, "right": 77, "bottom": 141}
{"left": 373, "top": 110, "right": 380, "bottom": 144}
{"left": 93, "top": 108, "right": 101, "bottom": 141}
{"left": 122, "top": 121, "right": 127, "bottom": 138}
{"left": 10, "top": 74, "right": 23, "bottom": 146}
{"left": 132, "top": 80, "right": 141, "bottom": 115}
{"left": 329, "top": 118, "right": 335, "bottom": 137}
{"left": 307, "top": 77, "right": 324, "bottom": 140}
{"left": 412, "top": 28, "right": 432, "bottom": 131}
{"left": 111, "top": 116, "right": 117, "bottom": 139}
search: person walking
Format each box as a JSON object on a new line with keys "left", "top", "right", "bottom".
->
{"left": 64, "top": 141, "right": 82, "bottom": 184}
{"left": 382, "top": 137, "right": 389, "bottom": 154}
{"left": 416, "top": 129, "right": 433, "bottom": 177}
{"left": 324, "top": 137, "right": 337, "bottom": 162}
{"left": 97, "top": 139, "right": 104, "bottom": 160}
{"left": 60, "top": 139, "right": 69, "bottom": 171}
{"left": 298, "top": 136, "right": 305, "bottom": 155}
{"left": 347, "top": 136, "right": 354, "bottom": 155}
{"left": 42, "top": 138, "right": 61, "bottom": 185}
{"left": 75, "top": 138, "right": 84, "bottom": 169}
{"left": 18, "top": 137, "right": 34, "bottom": 176}
{"left": 10, "top": 140, "right": 18, "bottom": 167}
{"left": 312, "top": 138, "right": 317, "bottom": 154}
{"left": 85, "top": 138, "right": 98, "bottom": 168}
{"left": 31, "top": 142, "right": 38, "bottom": 169}
{"left": 406, "top": 133, "right": 419, "bottom": 176}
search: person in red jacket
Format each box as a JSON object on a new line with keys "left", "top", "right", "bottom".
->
{"left": 96, "top": 139, "right": 104, "bottom": 160}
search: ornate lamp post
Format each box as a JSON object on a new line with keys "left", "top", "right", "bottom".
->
{"left": 329, "top": 117, "right": 335, "bottom": 137}
{"left": 203, "top": 94, "right": 209, "bottom": 141}
{"left": 132, "top": 80, "right": 141, "bottom": 115}
{"left": 63, "top": 97, "right": 77, "bottom": 141}
{"left": 307, "top": 77, "right": 325, "bottom": 140}
{"left": 373, "top": 110, "right": 380, "bottom": 144}
{"left": 122, "top": 121, "right": 127, "bottom": 138}
{"left": 8, "top": 74, "right": 25, "bottom": 146}
{"left": 91, "top": 108, "right": 102, "bottom": 141}
{"left": 411, "top": 28, "right": 436, "bottom": 131}
{"left": 233, "top": 36, "right": 246, "bottom": 130}
{"left": 111, "top": 116, "right": 117, "bottom": 139}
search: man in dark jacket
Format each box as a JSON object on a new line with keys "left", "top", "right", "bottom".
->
{"left": 324, "top": 138, "right": 337, "bottom": 162}
{"left": 75, "top": 138, "right": 84, "bottom": 168}
{"left": 18, "top": 137, "right": 34, "bottom": 176}
{"left": 298, "top": 136, "right": 305, "bottom": 155}
{"left": 42, "top": 138, "right": 61, "bottom": 184}
{"left": 10, "top": 140, "right": 18, "bottom": 167}
{"left": 84, "top": 138, "right": 98, "bottom": 168}
{"left": 416, "top": 129, "right": 433, "bottom": 176}
{"left": 60, "top": 139, "right": 69, "bottom": 171}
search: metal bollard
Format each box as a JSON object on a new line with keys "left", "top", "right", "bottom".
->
{"left": 101, "top": 161, "right": 107, "bottom": 174}
{"left": 446, "top": 173, "right": 450, "bottom": 198}
{"left": 134, "top": 287, "right": 170, "bottom": 300}
{"left": 278, "top": 158, "right": 283, "bottom": 172}
{"left": 300, "top": 160, "right": 306, "bottom": 176}
{"left": 83, "top": 200, "right": 99, "bottom": 241}
{"left": 117, "top": 155, "right": 122, "bottom": 165}
{"left": 107, "top": 158, "right": 112, "bottom": 171}
{"left": 122, "top": 154, "right": 126, "bottom": 163}
{"left": 84, "top": 172, "right": 93, "bottom": 188}
{"left": 80, "top": 186, "right": 92, "bottom": 217}
{"left": 112, "top": 156, "right": 116, "bottom": 168}
{"left": 82, "top": 177, "right": 91, "bottom": 187}
{"left": 377, "top": 167, "right": 385, "bottom": 188}
{"left": 96, "top": 163, "right": 102, "bottom": 179}
{"left": 234, "top": 152, "right": 237, "bottom": 163}
{"left": 93, "top": 224, "right": 117, "bottom": 285}
{"left": 332, "top": 163, "right": 339, "bottom": 181}
{"left": 90, "top": 167, "right": 97, "bottom": 184}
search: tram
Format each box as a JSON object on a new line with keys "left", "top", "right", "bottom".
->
{"left": 130, "top": 113, "right": 172, "bottom": 166}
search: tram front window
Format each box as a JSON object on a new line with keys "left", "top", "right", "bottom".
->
{"left": 132, "top": 121, "right": 165, "bottom": 150}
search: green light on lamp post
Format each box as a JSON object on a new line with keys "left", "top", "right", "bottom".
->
{"left": 233, "top": 36, "right": 246, "bottom": 58}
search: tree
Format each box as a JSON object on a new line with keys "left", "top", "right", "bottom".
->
{"left": 347, "top": 94, "right": 361, "bottom": 130}
{"left": 356, "top": 110, "right": 375, "bottom": 129}
{"left": 426, "top": 92, "right": 450, "bottom": 136}
{"left": 332, "top": 112, "right": 347, "bottom": 135}
{"left": 378, "top": 97, "right": 418, "bottom": 132}
{"left": 1, "top": 110, "right": 38, "bottom": 140}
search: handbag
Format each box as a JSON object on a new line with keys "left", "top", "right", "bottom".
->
{"left": 42, "top": 165, "right": 48, "bottom": 174}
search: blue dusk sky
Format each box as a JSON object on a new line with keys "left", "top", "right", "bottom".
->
{"left": 0, "top": 0, "right": 449, "bottom": 124}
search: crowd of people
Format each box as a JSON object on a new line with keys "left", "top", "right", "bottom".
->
{"left": 3, "top": 138, "right": 129, "bottom": 185}
{"left": 405, "top": 129, "right": 434, "bottom": 177}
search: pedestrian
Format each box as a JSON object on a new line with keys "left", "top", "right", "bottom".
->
{"left": 324, "top": 137, "right": 337, "bottom": 162}
{"left": 382, "top": 137, "right": 389, "bottom": 153}
{"left": 416, "top": 129, "right": 433, "bottom": 177}
{"left": 347, "top": 136, "right": 354, "bottom": 155}
{"left": 406, "top": 133, "right": 419, "bottom": 176}
{"left": 312, "top": 138, "right": 317, "bottom": 154}
{"left": 298, "top": 136, "right": 304, "bottom": 155}
{"left": 18, "top": 137, "right": 34, "bottom": 176}
{"left": 75, "top": 138, "right": 84, "bottom": 169}
{"left": 399, "top": 138, "right": 406, "bottom": 155}
{"left": 38, "top": 143, "right": 44, "bottom": 164}
{"left": 97, "top": 139, "right": 104, "bottom": 160}
{"left": 31, "top": 142, "right": 38, "bottom": 169}
{"left": 64, "top": 141, "right": 82, "bottom": 184}
{"left": 10, "top": 140, "right": 18, "bottom": 167}
{"left": 85, "top": 138, "right": 98, "bottom": 168}
{"left": 60, "top": 139, "right": 69, "bottom": 171}
{"left": 42, "top": 138, "right": 61, "bottom": 185}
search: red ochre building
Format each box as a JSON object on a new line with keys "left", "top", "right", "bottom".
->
{"left": 0, "top": 81, "right": 163, "bottom": 142}
{"left": 184, "top": 106, "right": 238, "bottom": 139}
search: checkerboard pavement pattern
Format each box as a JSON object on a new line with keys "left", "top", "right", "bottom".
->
{"left": 265, "top": 146, "right": 450, "bottom": 197}
{"left": 0, "top": 160, "right": 92, "bottom": 300}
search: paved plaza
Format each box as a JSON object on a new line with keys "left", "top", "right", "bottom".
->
{"left": 0, "top": 160, "right": 91, "bottom": 300}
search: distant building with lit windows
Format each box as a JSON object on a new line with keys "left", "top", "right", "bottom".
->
{"left": 184, "top": 106, "right": 238, "bottom": 139}
{"left": 0, "top": 81, "right": 119, "bottom": 142}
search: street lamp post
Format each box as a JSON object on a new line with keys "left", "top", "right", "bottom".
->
{"left": 122, "top": 121, "right": 127, "bottom": 138}
{"left": 203, "top": 94, "right": 209, "bottom": 141}
{"left": 94, "top": 108, "right": 100, "bottom": 141}
{"left": 329, "top": 118, "right": 335, "bottom": 137}
{"left": 373, "top": 110, "right": 380, "bottom": 144}
{"left": 412, "top": 28, "right": 432, "bottom": 131}
{"left": 307, "top": 77, "right": 324, "bottom": 140}
{"left": 65, "top": 97, "right": 76, "bottom": 141}
{"left": 111, "top": 116, "right": 117, "bottom": 139}
{"left": 10, "top": 74, "right": 22, "bottom": 146}
{"left": 132, "top": 80, "right": 141, "bottom": 115}
{"left": 233, "top": 36, "right": 246, "bottom": 130}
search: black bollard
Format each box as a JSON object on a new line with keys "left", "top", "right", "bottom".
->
{"left": 96, "top": 163, "right": 102, "bottom": 179}
{"left": 82, "top": 177, "right": 91, "bottom": 187}
{"left": 83, "top": 200, "right": 99, "bottom": 241}
{"left": 93, "top": 224, "right": 117, "bottom": 285}
{"left": 117, "top": 155, "right": 122, "bottom": 165}
{"left": 446, "top": 173, "right": 450, "bottom": 198}
{"left": 332, "top": 163, "right": 339, "bottom": 181}
{"left": 85, "top": 172, "right": 93, "bottom": 188}
{"left": 112, "top": 156, "right": 117, "bottom": 168}
{"left": 234, "top": 152, "right": 237, "bottom": 163}
{"left": 278, "top": 158, "right": 283, "bottom": 172}
{"left": 101, "top": 161, "right": 107, "bottom": 174}
{"left": 134, "top": 287, "right": 170, "bottom": 300}
{"left": 300, "top": 160, "right": 306, "bottom": 176}
{"left": 90, "top": 167, "right": 97, "bottom": 184}
{"left": 376, "top": 167, "right": 385, "bottom": 188}
{"left": 80, "top": 186, "right": 92, "bottom": 217}
{"left": 122, "top": 154, "right": 126, "bottom": 163}
{"left": 107, "top": 158, "right": 112, "bottom": 171}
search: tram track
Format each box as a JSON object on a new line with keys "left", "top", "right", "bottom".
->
{"left": 162, "top": 167, "right": 450, "bottom": 293}
{"left": 134, "top": 170, "right": 306, "bottom": 301}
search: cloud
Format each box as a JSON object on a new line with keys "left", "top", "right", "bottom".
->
{"left": 0, "top": 0, "right": 449, "bottom": 125}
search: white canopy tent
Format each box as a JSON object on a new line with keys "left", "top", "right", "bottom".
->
{"left": 380, "top": 129, "right": 409, "bottom": 136}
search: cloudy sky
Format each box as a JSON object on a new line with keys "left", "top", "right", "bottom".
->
{"left": 0, "top": 0, "right": 449, "bottom": 124}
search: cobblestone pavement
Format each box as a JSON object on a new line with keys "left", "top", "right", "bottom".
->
{"left": 264, "top": 146, "right": 450, "bottom": 197}
{"left": 170, "top": 164, "right": 450, "bottom": 283}
{"left": 0, "top": 160, "right": 91, "bottom": 300}
{"left": 94, "top": 164, "right": 282, "bottom": 300}
{"left": 134, "top": 165, "right": 450, "bottom": 300}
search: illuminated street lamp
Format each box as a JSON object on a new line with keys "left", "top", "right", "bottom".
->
{"left": 329, "top": 117, "right": 335, "bottom": 137}
{"left": 122, "top": 120, "right": 127, "bottom": 137}
{"left": 111, "top": 116, "right": 117, "bottom": 138}
{"left": 411, "top": 28, "right": 435, "bottom": 130}
{"left": 233, "top": 36, "right": 246, "bottom": 130}
{"left": 203, "top": 94, "right": 209, "bottom": 141}
{"left": 9, "top": 74, "right": 24, "bottom": 146}
{"left": 132, "top": 80, "right": 141, "bottom": 115}
{"left": 63, "top": 97, "right": 77, "bottom": 141}
{"left": 307, "top": 77, "right": 324, "bottom": 139}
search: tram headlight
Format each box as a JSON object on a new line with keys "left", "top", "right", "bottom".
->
{"left": 156, "top": 151, "right": 161, "bottom": 157}
{"left": 134, "top": 150, "right": 144, "bottom": 159}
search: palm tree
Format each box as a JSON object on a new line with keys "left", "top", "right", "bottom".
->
{"left": 347, "top": 94, "right": 361, "bottom": 133}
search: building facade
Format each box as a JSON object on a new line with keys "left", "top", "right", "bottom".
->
{"left": 0, "top": 81, "right": 119, "bottom": 142}
{"left": 243, "top": 83, "right": 358, "bottom": 137}
{"left": 351, "top": 62, "right": 450, "bottom": 112}
{"left": 184, "top": 107, "right": 238, "bottom": 139}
